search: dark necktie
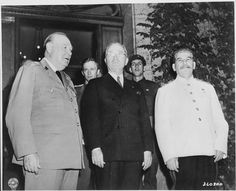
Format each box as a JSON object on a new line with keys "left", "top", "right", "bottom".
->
{"left": 117, "top": 76, "right": 123, "bottom": 87}
{"left": 56, "top": 71, "right": 63, "bottom": 85}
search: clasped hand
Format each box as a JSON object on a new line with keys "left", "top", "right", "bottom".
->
{"left": 214, "top": 150, "right": 225, "bottom": 162}
{"left": 92, "top": 148, "right": 105, "bottom": 168}
{"left": 142, "top": 151, "right": 152, "bottom": 170}
{"left": 23, "top": 153, "right": 41, "bottom": 174}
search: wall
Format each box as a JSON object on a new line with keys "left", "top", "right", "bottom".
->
{"left": 133, "top": 4, "right": 162, "bottom": 81}
{"left": 121, "top": 4, "right": 134, "bottom": 56}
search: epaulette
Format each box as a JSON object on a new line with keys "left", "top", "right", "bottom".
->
{"left": 22, "top": 60, "right": 39, "bottom": 66}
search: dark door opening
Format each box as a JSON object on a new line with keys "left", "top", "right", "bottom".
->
{"left": 18, "top": 18, "right": 98, "bottom": 85}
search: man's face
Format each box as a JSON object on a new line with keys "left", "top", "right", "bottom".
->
{"left": 49, "top": 34, "right": 72, "bottom": 71}
{"left": 105, "top": 43, "right": 128, "bottom": 73}
{"left": 82, "top": 61, "right": 100, "bottom": 82}
{"left": 130, "top": 59, "right": 144, "bottom": 77}
{"left": 173, "top": 50, "right": 195, "bottom": 79}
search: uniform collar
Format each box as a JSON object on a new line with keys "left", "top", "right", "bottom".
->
{"left": 44, "top": 57, "right": 57, "bottom": 72}
{"left": 176, "top": 75, "right": 194, "bottom": 84}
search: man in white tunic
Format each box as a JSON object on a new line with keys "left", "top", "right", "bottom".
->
{"left": 155, "top": 47, "right": 228, "bottom": 190}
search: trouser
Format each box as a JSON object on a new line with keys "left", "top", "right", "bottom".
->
{"left": 174, "top": 155, "right": 217, "bottom": 190}
{"left": 94, "top": 161, "right": 142, "bottom": 190}
{"left": 140, "top": 140, "right": 158, "bottom": 189}
{"left": 77, "top": 145, "right": 95, "bottom": 190}
{"left": 23, "top": 168, "right": 79, "bottom": 190}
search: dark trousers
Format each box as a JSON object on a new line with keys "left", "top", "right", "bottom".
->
{"left": 77, "top": 145, "right": 95, "bottom": 190}
{"left": 94, "top": 161, "right": 142, "bottom": 190}
{"left": 174, "top": 155, "right": 216, "bottom": 190}
{"left": 140, "top": 141, "right": 158, "bottom": 189}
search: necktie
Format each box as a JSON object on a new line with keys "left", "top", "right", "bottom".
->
{"left": 56, "top": 71, "right": 63, "bottom": 85}
{"left": 117, "top": 76, "right": 122, "bottom": 87}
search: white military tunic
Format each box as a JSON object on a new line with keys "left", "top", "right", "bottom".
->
{"left": 155, "top": 76, "right": 228, "bottom": 163}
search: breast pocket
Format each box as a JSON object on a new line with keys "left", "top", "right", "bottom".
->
{"left": 37, "top": 86, "right": 65, "bottom": 108}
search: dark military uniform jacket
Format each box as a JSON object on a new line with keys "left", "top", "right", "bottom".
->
{"left": 137, "top": 78, "right": 158, "bottom": 117}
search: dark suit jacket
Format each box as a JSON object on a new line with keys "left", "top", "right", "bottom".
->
{"left": 81, "top": 73, "right": 153, "bottom": 162}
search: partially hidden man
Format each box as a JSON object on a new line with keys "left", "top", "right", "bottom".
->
{"left": 126, "top": 54, "right": 159, "bottom": 189}
{"left": 6, "top": 32, "right": 84, "bottom": 190}
{"left": 81, "top": 42, "right": 153, "bottom": 190}
{"left": 76, "top": 58, "right": 101, "bottom": 190}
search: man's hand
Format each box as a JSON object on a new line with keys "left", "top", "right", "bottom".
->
{"left": 142, "top": 151, "right": 152, "bottom": 170}
{"left": 214, "top": 150, "right": 225, "bottom": 162}
{"left": 166, "top": 157, "right": 179, "bottom": 172}
{"left": 92, "top": 148, "right": 105, "bottom": 168}
{"left": 23, "top": 153, "right": 40, "bottom": 174}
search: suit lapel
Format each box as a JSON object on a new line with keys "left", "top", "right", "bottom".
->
{"left": 105, "top": 74, "right": 123, "bottom": 95}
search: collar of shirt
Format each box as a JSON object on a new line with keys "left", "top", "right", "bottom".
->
{"left": 109, "top": 71, "right": 124, "bottom": 86}
{"left": 176, "top": 75, "right": 194, "bottom": 85}
{"left": 44, "top": 57, "right": 58, "bottom": 72}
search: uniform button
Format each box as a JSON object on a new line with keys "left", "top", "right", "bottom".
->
{"left": 198, "top": 117, "right": 202, "bottom": 121}
{"left": 77, "top": 122, "right": 80, "bottom": 126}
{"left": 70, "top": 98, "right": 73, "bottom": 102}
{"left": 190, "top": 92, "right": 193, "bottom": 94}
{"left": 196, "top": 107, "right": 199, "bottom": 111}
{"left": 75, "top": 110, "right": 78, "bottom": 113}
{"left": 118, "top": 110, "right": 121, "bottom": 114}
{"left": 192, "top": 99, "right": 196, "bottom": 103}
{"left": 187, "top": 83, "right": 191, "bottom": 86}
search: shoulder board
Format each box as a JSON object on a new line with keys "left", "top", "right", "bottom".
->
{"left": 22, "top": 60, "right": 39, "bottom": 66}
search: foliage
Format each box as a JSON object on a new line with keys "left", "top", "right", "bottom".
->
{"left": 137, "top": 2, "right": 235, "bottom": 189}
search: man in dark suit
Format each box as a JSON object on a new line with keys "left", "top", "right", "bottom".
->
{"left": 127, "top": 54, "right": 159, "bottom": 189}
{"left": 6, "top": 32, "right": 84, "bottom": 190}
{"left": 81, "top": 42, "right": 153, "bottom": 190}
{"left": 75, "top": 58, "right": 101, "bottom": 190}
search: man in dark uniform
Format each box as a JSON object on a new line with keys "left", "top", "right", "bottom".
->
{"left": 75, "top": 58, "right": 101, "bottom": 190}
{"left": 126, "top": 54, "right": 159, "bottom": 189}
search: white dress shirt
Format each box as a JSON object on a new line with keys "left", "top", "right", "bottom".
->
{"left": 109, "top": 71, "right": 124, "bottom": 87}
{"left": 155, "top": 76, "right": 229, "bottom": 163}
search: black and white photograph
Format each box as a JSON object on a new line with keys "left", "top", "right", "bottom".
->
{"left": 1, "top": 0, "right": 235, "bottom": 190}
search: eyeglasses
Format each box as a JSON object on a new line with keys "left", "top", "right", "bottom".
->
{"left": 176, "top": 57, "right": 193, "bottom": 65}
